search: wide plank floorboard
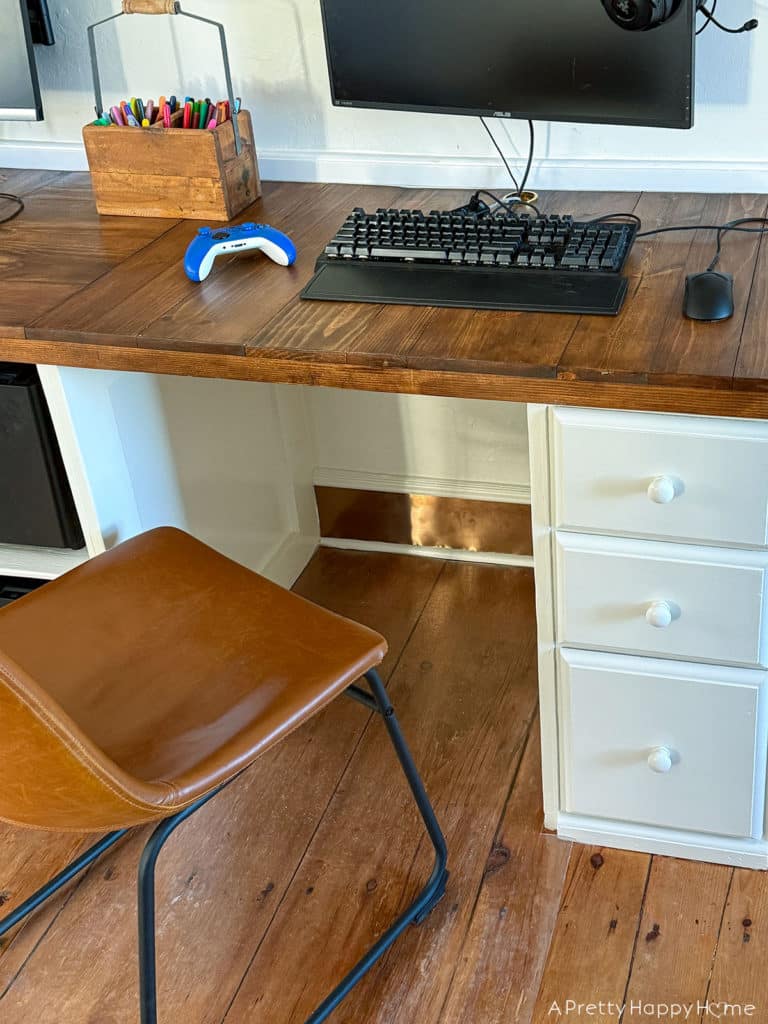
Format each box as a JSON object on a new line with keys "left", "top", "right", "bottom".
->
{"left": 0, "top": 550, "right": 762, "bottom": 1023}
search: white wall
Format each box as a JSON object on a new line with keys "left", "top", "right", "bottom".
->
{"left": 307, "top": 389, "right": 531, "bottom": 501}
{"left": 48, "top": 367, "right": 319, "bottom": 586}
{"left": 2, "top": 0, "right": 767, "bottom": 191}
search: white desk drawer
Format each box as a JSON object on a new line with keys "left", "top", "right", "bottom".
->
{"left": 552, "top": 408, "right": 768, "bottom": 548}
{"left": 556, "top": 533, "right": 768, "bottom": 668}
{"left": 559, "top": 650, "right": 766, "bottom": 838}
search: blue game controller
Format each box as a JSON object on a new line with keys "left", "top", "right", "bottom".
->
{"left": 184, "top": 222, "right": 297, "bottom": 282}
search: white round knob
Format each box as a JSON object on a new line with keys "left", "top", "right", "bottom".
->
{"left": 646, "top": 601, "right": 674, "bottom": 629}
{"left": 648, "top": 475, "right": 683, "bottom": 505}
{"left": 648, "top": 746, "right": 674, "bottom": 774}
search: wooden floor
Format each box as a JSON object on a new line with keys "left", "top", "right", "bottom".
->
{"left": 0, "top": 549, "right": 765, "bottom": 1022}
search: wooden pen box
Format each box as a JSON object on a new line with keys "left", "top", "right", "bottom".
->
{"left": 82, "top": 109, "right": 261, "bottom": 221}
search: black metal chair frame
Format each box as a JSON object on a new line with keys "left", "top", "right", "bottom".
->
{"left": 0, "top": 669, "right": 449, "bottom": 1024}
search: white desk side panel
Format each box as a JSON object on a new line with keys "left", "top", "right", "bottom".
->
{"left": 48, "top": 368, "right": 318, "bottom": 587}
{"left": 528, "top": 403, "right": 560, "bottom": 829}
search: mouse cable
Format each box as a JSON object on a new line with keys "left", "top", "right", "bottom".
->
{"left": 637, "top": 218, "right": 768, "bottom": 272}
{"left": 705, "top": 218, "right": 768, "bottom": 271}
{"left": 0, "top": 193, "right": 24, "bottom": 225}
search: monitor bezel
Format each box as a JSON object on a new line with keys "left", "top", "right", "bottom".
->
{"left": 0, "top": 0, "right": 44, "bottom": 121}
{"left": 319, "top": 0, "right": 696, "bottom": 131}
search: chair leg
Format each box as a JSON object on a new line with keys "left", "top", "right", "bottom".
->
{"left": 0, "top": 829, "right": 128, "bottom": 941}
{"left": 137, "top": 667, "right": 447, "bottom": 1024}
{"left": 137, "top": 785, "right": 229, "bottom": 1024}
{"left": 305, "top": 667, "right": 449, "bottom": 1023}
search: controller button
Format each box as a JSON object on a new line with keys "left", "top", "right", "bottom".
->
{"left": 212, "top": 230, "right": 230, "bottom": 240}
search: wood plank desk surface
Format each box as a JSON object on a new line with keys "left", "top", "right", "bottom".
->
{"left": 2, "top": 167, "right": 768, "bottom": 419}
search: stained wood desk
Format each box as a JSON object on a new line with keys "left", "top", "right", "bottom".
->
{"left": 5, "top": 167, "right": 768, "bottom": 871}
{"left": 1, "top": 168, "right": 768, "bottom": 419}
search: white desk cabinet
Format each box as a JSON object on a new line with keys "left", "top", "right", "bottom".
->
{"left": 530, "top": 405, "right": 768, "bottom": 869}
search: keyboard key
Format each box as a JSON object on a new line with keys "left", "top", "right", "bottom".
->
{"left": 370, "top": 247, "right": 447, "bottom": 261}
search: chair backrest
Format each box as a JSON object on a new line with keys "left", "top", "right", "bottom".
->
{"left": 0, "top": 652, "right": 167, "bottom": 832}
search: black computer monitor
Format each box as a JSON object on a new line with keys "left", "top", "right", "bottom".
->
{"left": 320, "top": 0, "right": 696, "bottom": 130}
{"left": 27, "top": 0, "right": 54, "bottom": 46}
{"left": 0, "top": 0, "right": 44, "bottom": 121}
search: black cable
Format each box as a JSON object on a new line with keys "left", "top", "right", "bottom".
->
{"left": 696, "top": 0, "right": 717, "bottom": 34}
{"left": 518, "top": 120, "right": 535, "bottom": 197}
{"left": 706, "top": 218, "right": 768, "bottom": 271}
{"left": 636, "top": 218, "right": 768, "bottom": 273}
{"left": 586, "top": 212, "right": 643, "bottom": 229}
{"left": 697, "top": 1, "right": 758, "bottom": 33}
{"left": 480, "top": 117, "right": 520, "bottom": 196}
{"left": 637, "top": 222, "right": 768, "bottom": 239}
{"left": 0, "top": 193, "right": 24, "bottom": 225}
{"left": 475, "top": 117, "right": 536, "bottom": 214}
{"left": 475, "top": 189, "right": 541, "bottom": 217}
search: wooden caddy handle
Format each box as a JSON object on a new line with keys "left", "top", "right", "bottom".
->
{"left": 122, "top": 0, "right": 179, "bottom": 14}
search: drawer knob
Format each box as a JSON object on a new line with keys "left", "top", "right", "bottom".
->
{"left": 648, "top": 746, "right": 674, "bottom": 774}
{"left": 648, "top": 475, "right": 684, "bottom": 505}
{"left": 646, "top": 600, "right": 676, "bottom": 629}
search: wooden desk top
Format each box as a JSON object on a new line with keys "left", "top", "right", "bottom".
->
{"left": 2, "top": 167, "right": 768, "bottom": 419}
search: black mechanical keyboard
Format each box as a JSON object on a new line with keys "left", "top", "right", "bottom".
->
{"left": 301, "top": 207, "right": 639, "bottom": 316}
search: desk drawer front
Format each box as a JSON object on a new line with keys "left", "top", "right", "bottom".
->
{"left": 559, "top": 650, "right": 765, "bottom": 838}
{"left": 556, "top": 533, "right": 768, "bottom": 668}
{"left": 552, "top": 408, "right": 768, "bottom": 548}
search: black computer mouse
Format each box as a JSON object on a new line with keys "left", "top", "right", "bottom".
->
{"left": 683, "top": 271, "right": 735, "bottom": 322}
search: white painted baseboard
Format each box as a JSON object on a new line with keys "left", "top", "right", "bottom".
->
{"left": 313, "top": 467, "right": 531, "bottom": 505}
{"left": 558, "top": 812, "right": 768, "bottom": 870}
{"left": 320, "top": 536, "right": 534, "bottom": 569}
{"left": 260, "top": 531, "right": 318, "bottom": 589}
{"left": 3, "top": 139, "right": 768, "bottom": 194}
{"left": 0, "top": 141, "right": 88, "bottom": 172}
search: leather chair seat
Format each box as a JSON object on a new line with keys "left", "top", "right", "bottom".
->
{"left": 0, "top": 528, "right": 386, "bottom": 832}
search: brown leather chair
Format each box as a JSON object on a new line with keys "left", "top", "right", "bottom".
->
{"left": 0, "top": 528, "right": 448, "bottom": 1024}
